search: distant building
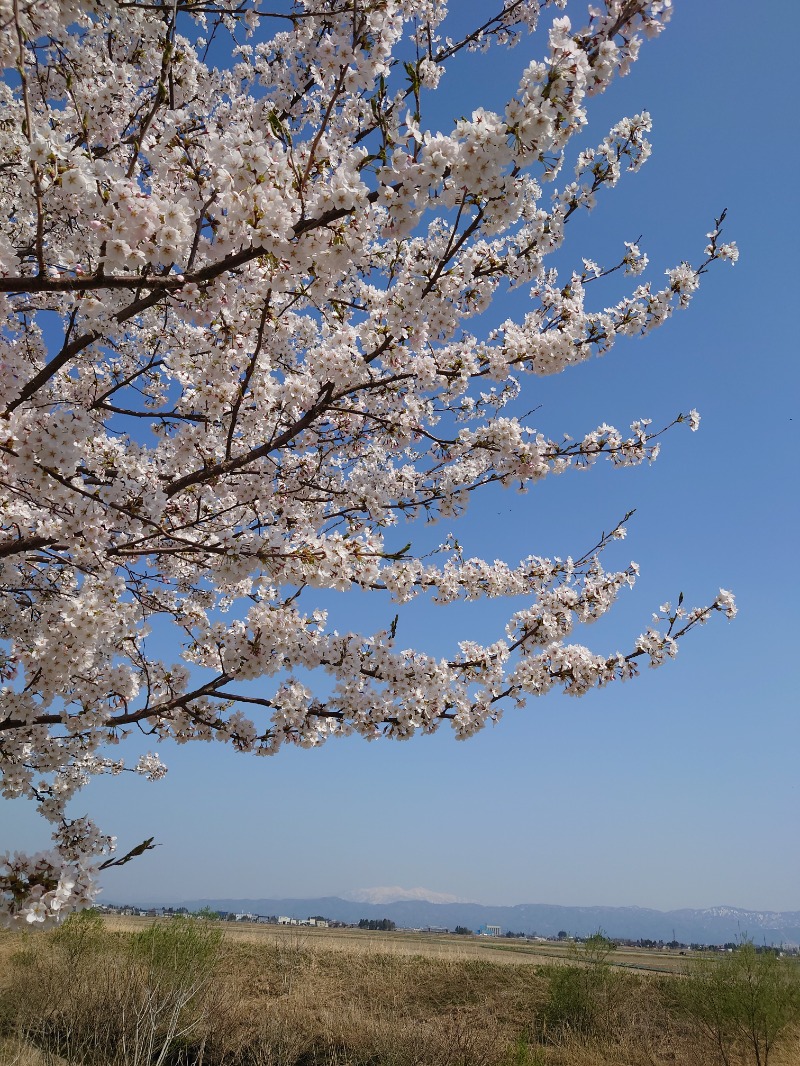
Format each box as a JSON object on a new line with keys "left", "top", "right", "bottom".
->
{"left": 478, "top": 924, "right": 502, "bottom": 937}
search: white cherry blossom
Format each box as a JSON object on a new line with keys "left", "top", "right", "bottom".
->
{"left": 0, "top": 0, "right": 737, "bottom": 924}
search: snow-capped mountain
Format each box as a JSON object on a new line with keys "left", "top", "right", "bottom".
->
{"left": 343, "top": 886, "right": 467, "bottom": 905}
{"left": 177, "top": 896, "right": 800, "bottom": 946}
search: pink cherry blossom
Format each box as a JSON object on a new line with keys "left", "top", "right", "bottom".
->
{"left": 0, "top": 0, "right": 736, "bottom": 925}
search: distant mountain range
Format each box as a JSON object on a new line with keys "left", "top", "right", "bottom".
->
{"left": 178, "top": 896, "right": 800, "bottom": 946}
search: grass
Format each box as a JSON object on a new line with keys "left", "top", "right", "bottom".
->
{"left": 0, "top": 917, "right": 798, "bottom": 1066}
{"left": 99, "top": 917, "right": 698, "bottom": 973}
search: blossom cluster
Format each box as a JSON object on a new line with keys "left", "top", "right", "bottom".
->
{"left": 0, "top": 847, "right": 99, "bottom": 928}
{"left": 0, "top": 0, "right": 736, "bottom": 923}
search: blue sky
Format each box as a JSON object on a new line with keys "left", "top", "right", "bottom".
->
{"left": 3, "top": 2, "right": 798, "bottom": 913}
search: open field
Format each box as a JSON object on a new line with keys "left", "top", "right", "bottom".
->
{"left": 101, "top": 914, "right": 696, "bottom": 974}
{"left": 1, "top": 915, "right": 798, "bottom": 1066}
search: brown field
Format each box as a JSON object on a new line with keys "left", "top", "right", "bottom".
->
{"left": 100, "top": 915, "right": 697, "bottom": 973}
{"left": 1, "top": 916, "right": 798, "bottom": 1066}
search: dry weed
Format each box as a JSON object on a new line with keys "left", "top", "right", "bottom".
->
{"left": 1, "top": 920, "right": 798, "bottom": 1066}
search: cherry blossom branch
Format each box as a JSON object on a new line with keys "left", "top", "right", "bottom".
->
{"left": 0, "top": 0, "right": 738, "bottom": 926}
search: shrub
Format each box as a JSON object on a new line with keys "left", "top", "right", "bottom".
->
{"left": 6, "top": 918, "right": 222, "bottom": 1066}
{"left": 674, "top": 940, "right": 800, "bottom": 1066}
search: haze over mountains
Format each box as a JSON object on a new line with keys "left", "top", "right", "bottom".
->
{"left": 177, "top": 892, "right": 800, "bottom": 946}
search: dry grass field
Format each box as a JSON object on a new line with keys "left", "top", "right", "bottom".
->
{"left": 100, "top": 915, "right": 698, "bottom": 973}
{"left": 1, "top": 915, "right": 798, "bottom": 1066}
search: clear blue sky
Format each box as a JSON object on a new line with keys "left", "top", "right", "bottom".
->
{"left": 3, "top": 2, "right": 798, "bottom": 913}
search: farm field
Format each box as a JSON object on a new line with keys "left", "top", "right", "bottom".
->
{"left": 1, "top": 913, "right": 798, "bottom": 1066}
{"left": 102, "top": 914, "right": 695, "bottom": 973}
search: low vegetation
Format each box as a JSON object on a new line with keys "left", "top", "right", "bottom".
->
{"left": 1, "top": 915, "right": 798, "bottom": 1066}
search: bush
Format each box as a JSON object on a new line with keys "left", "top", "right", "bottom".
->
{"left": 6, "top": 917, "right": 222, "bottom": 1066}
{"left": 674, "top": 940, "right": 800, "bottom": 1066}
{"left": 535, "top": 963, "right": 628, "bottom": 1043}
{"left": 533, "top": 930, "right": 626, "bottom": 1045}
{"left": 129, "top": 915, "right": 222, "bottom": 991}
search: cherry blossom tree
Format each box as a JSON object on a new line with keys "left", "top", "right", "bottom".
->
{"left": 0, "top": 0, "right": 738, "bottom": 925}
